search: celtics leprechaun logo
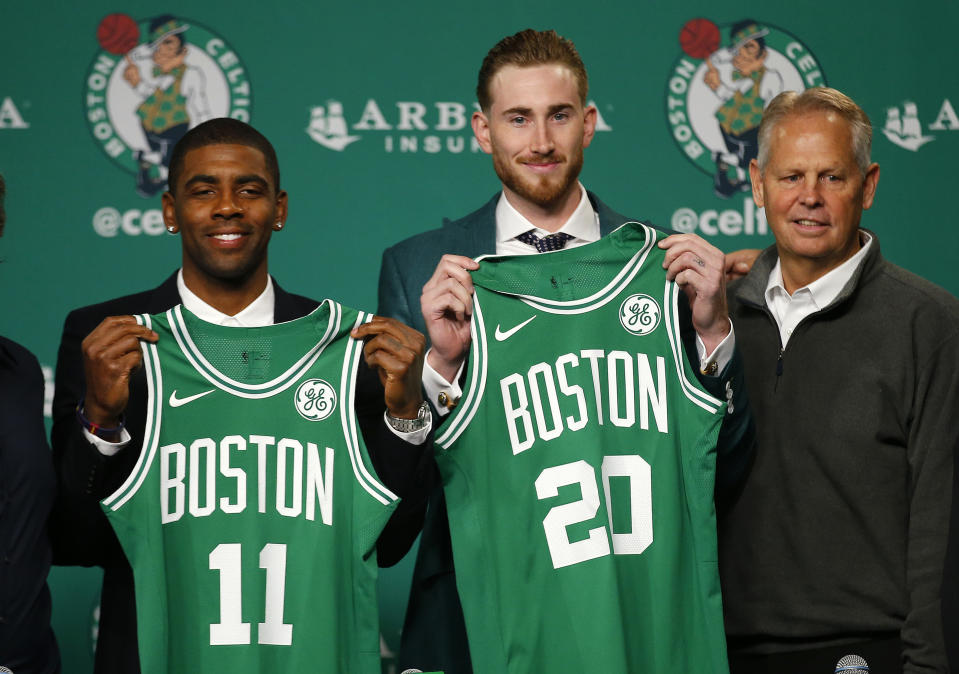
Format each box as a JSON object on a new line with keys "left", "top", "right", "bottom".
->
{"left": 666, "top": 19, "right": 826, "bottom": 198}
{"left": 85, "top": 14, "right": 253, "bottom": 197}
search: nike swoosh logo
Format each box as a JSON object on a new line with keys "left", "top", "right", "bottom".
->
{"left": 169, "top": 389, "right": 215, "bottom": 408}
{"left": 494, "top": 315, "right": 537, "bottom": 341}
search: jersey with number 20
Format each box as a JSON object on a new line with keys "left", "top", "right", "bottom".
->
{"left": 436, "top": 222, "right": 729, "bottom": 673}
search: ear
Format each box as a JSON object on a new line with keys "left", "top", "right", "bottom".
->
{"left": 861, "top": 163, "right": 880, "bottom": 210}
{"left": 471, "top": 110, "right": 493, "bottom": 154}
{"left": 581, "top": 104, "right": 597, "bottom": 149}
{"left": 161, "top": 191, "right": 179, "bottom": 233}
{"left": 273, "top": 190, "right": 289, "bottom": 230}
{"left": 748, "top": 159, "right": 765, "bottom": 208}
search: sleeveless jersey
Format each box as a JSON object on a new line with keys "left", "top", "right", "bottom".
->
{"left": 102, "top": 301, "right": 397, "bottom": 674}
{"left": 435, "top": 222, "right": 729, "bottom": 673}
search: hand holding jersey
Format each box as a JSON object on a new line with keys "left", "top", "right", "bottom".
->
{"left": 421, "top": 253, "right": 480, "bottom": 382}
{"left": 658, "top": 233, "right": 731, "bottom": 355}
{"left": 351, "top": 315, "right": 427, "bottom": 419}
{"left": 423, "top": 234, "right": 733, "bottom": 379}
{"left": 81, "top": 316, "right": 160, "bottom": 435}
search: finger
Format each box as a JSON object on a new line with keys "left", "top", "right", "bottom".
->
{"left": 432, "top": 291, "right": 473, "bottom": 322}
{"left": 87, "top": 333, "right": 148, "bottom": 366}
{"left": 422, "top": 282, "right": 474, "bottom": 322}
{"left": 427, "top": 255, "right": 478, "bottom": 288}
{"left": 660, "top": 237, "right": 722, "bottom": 270}
{"left": 362, "top": 331, "right": 413, "bottom": 362}
{"left": 365, "top": 349, "right": 415, "bottom": 381}
{"left": 365, "top": 346, "right": 411, "bottom": 372}
{"left": 90, "top": 315, "right": 159, "bottom": 339}
{"left": 664, "top": 252, "right": 706, "bottom": 281}
{"left": 352, "top": 316, "right": 423, "bottom": 347}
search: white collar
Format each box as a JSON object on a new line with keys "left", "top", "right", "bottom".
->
{"left": 176, "top": 269, "right": 276, "bottom": 327}
{"left": 495, "top": 183, "right": 599, "bottom": 243}
{"left": 765, "top": 231, "right": 874, "bottom": 308}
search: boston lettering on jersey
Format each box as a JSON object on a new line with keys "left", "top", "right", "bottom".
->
{"left": 159, "top": 434, "right": 335, "bottom": 525}
{"left": 500, "top": 349, "right": 668, "bottom": 455}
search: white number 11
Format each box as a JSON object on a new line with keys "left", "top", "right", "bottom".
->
{"left": 208, "top": 542, "right": 293, "bottom": 646}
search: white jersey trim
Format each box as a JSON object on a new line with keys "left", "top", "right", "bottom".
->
{"left": 436, "top": 293, "right": 489, "bottom": 450}
{"left": 663, "top": 281, "right": 723, "bottom": 413}
{"left": 169, "top": 302, "right": 339, "bottom": 399}
{"left": 104, "top": 314, "right": 163, "bottom": 511}
{"left": 341, "top": 312, "right": 398, "bottom": 505}
{"left": 476, "top": 222, "right": 658, "bottom": 316}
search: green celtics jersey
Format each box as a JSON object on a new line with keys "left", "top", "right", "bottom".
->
{"left": 102, "top": 301, "right": 397, "bottom": 674}
{"left": 436, "top": 222, "right": 728, "bottom": 673}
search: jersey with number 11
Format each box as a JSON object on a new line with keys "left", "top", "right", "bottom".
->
{"left": 102, "top": 301, "right": 397, "bottom": 673}
{"left": 436, "top": 222, "right": 729, "bottom": 673}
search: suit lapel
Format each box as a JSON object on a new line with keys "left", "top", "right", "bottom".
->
{"left": 460, "top": 194, "right": 499, "bottom": 258}
{"left": 273, "top": 278, "right": 320, "bottom": 323}
{"left": 147, "top": 271, "right": 182, "bottom": 315}
{"left": 587, "top": 190, "right": 631, "bottom": 237}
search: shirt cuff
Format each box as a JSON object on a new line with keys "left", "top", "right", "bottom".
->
{"left": 696, "top": 319, "right": 735, "bottom": 375}
{"left": 84, "top": 427, "right": 132, "bottom": 456}
{"left": 382, "top": 411, "right": 431, "bottom": 445}
{"left": 423, "top": 349, "right": 465, "bottom": 418}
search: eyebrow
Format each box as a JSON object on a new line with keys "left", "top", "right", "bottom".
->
{"left": 183, "top": 174, "right": 270, "bottom": 189}
{"left": 501, "top": 103, "right": 574, "bottom": 117}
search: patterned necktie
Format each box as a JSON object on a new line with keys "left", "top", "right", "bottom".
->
{"left": 516, "top": 229, "right": 574, "bottom": 253}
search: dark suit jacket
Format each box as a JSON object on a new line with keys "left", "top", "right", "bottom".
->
{"left": 0, "top": 337, "right": 60, "bottom": 674}
{"left": 50, "top": 272, "right": 430, "bottom": 674}
{"left": 378, "top": 192, "right": 754, "bottom": 674}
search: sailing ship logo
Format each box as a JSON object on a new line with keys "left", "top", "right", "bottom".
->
{"left": 306, "top": 100, "right": 361, "bottom": 151}
{"left": 882, "top": 101, "right": 935, "bottom": 151}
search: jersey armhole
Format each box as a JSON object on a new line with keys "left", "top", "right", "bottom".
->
{"left": 340, "top": 311, "right": 398, "bottom": 506}
{"left": 435, "top": 293, "right": 489, "bottom": 450}
{"left": 102, "top": 313, "right": 164, "bottom": 511}
{"left": 662, "top": 282, "right": 724, "bottom": 414}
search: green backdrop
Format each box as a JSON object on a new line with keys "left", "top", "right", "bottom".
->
{"left": 2, "top": 1, "right": 957, "bottom": 671}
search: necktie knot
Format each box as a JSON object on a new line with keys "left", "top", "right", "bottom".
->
{"left": 516, "top": 229, "right": 574, "bottom": 253}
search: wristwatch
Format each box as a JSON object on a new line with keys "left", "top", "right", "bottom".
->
{"left": 386, "top": 401, "right": 431, "bottom": 433}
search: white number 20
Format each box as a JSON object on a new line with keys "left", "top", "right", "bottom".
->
{"left": 534, "top": 455, "right": 652, "bottom": 569}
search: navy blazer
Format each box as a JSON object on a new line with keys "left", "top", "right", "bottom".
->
{"left": 50, "top": 273, "right": 430, "bottom": 674}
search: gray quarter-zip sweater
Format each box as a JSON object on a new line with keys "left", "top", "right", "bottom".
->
{"left": 719, "top": 230, "right": 959, "bottom": 672}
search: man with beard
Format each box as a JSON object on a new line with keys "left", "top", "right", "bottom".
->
{"left": 378, "top": 29, "right": 753, "bottom": 673}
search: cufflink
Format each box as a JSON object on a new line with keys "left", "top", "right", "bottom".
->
{"left": 437, "top": 391, "right": 459, "bottom": 411}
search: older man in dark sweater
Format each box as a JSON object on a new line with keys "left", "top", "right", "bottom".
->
{"left": 719, "top": 88, "right": 959, "bottom": 673}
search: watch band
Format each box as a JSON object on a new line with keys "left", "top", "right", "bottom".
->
{"left": 386, "top": 401, "right": 431, "bottom": 433}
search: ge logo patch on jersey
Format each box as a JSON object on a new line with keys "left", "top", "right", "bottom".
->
{"left": 619, "top": 294, "right": 661, "bottom": 335}
{"left": 294, "top": 379, "right": 337, "bottom": 421}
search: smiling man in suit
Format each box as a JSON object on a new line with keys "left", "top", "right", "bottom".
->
{"left": 52, "top": 118, "right": 432, "bottom": 673}
{"left": 378, "top": 29, "right": 753, "bottom": 674}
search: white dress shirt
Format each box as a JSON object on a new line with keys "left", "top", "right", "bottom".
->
{"left": 764, "top": 232, "right": 873, "bottom": 347}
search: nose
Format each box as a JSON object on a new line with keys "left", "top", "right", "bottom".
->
{"left": 213, "top": 191, "right": 243, "bottom": 219}
{"left": 799, "top": 179, "right": 822, "bottom": 208}
{"left": 530, "top": 122, "right": 554, "bottom": 155}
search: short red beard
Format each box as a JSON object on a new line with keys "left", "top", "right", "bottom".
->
{"left": 493, "top": 149, "right": 584, "bottom": 209}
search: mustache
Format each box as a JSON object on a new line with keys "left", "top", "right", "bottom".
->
{"left": 519, "top": 155, "right": 566, "bottom": 165}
